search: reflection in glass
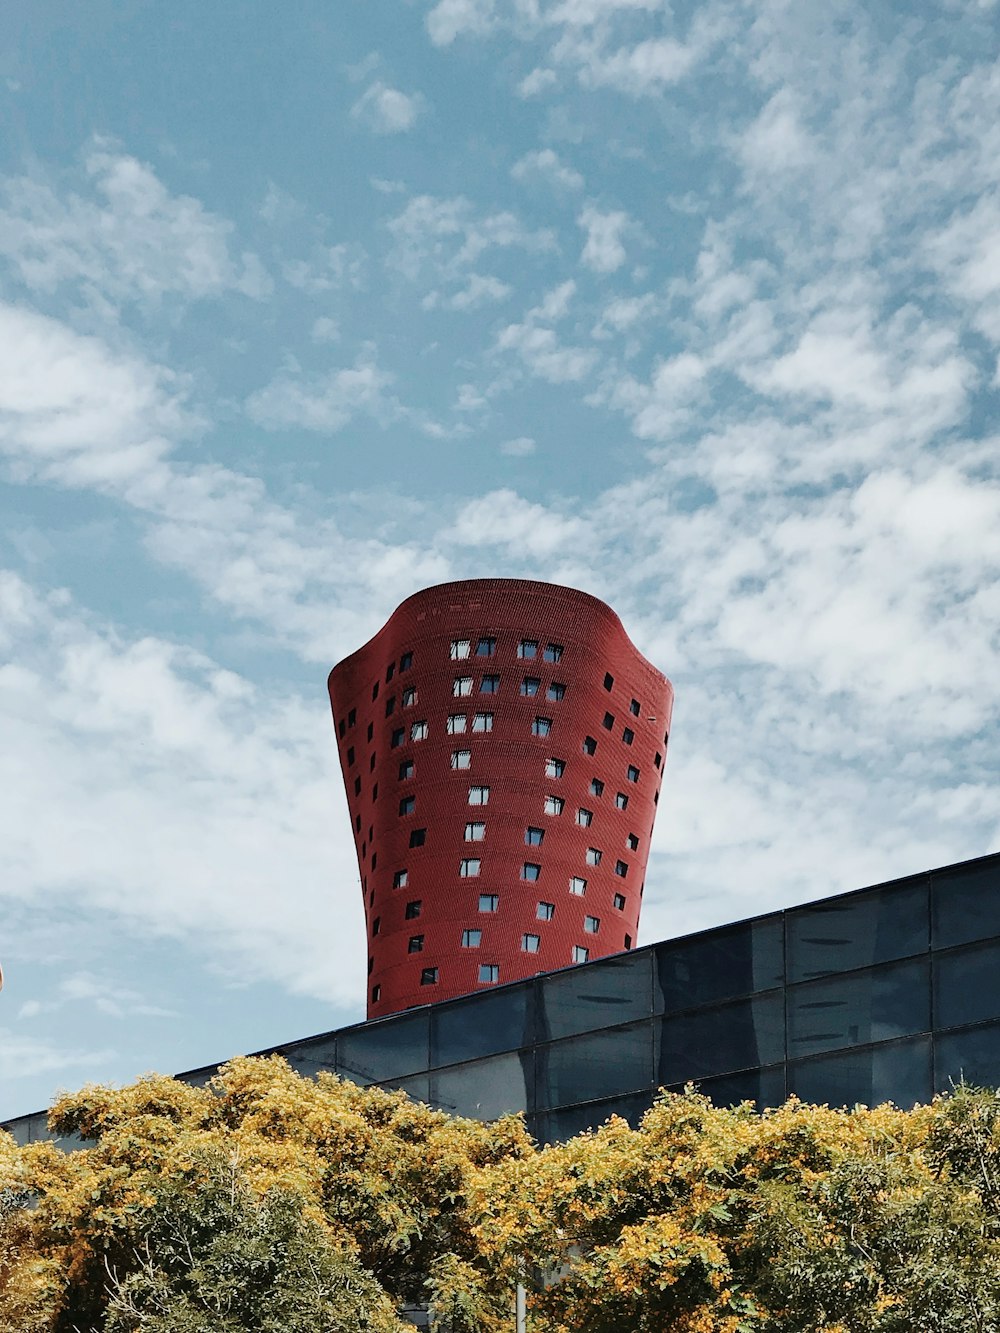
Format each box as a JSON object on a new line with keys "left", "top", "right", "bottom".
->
{"left": 788, "top": 1036, "right": 931, "bottom": 1108}
{"left": 537, "top": 952, "right": 652, "bottom": 1042}
{"left": 656, "top": 993, "right": 784, "bottom": 1084}
{"left": 935, "top": 1022, "right": 1000, "bottom": 1093}
{"left": 787, "top": 958, "right": 929, "bottom": 1059}
{"left": 655, "top": 918, "right": 783, "bottom": 1014}
{"left": 277, "top": 1037, "right": 337, "bottom": 1079}
{"left": 674, "top": 1064, "right": 787, "bottom": 1112}
{"left": 786, "top": 881, "right": 928, "bottom": 982}
{"left": 430, "top": 1052, "right": 532, "bottom": 1119}
{"left": 936, "top": 941, "right": 1000, "bottom": 1031}
{"left": 431, "top": 986, "right": 534, "bottom": 1068}
{"left": 336, "top": 1012, "right": 429, "bottom": 1084}
{"left": 383, "top": 1073, "right": 430, "bottom": 1103}
{"left": 534, "top": 1090, "right": 654, "bottom": 1144}
{"left": 932, "top": 860, "right": 1000, "bottom": 951}
{"left": 536, "top": 1021, "right": 653, "bottom": 1110}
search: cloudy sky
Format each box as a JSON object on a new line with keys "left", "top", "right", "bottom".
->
{"left": 2, "top": 0, "right": 999, "bottom": 1119}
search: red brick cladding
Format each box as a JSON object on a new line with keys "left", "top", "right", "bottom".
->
{"left": 328, "top": 579, "right": 674, "bottom": 1019}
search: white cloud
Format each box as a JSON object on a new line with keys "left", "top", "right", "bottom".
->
{"left": 511, "top": 147, "right": 584, "bottom": 190}
{"left": 424, "top": 273, "right": 513, "bottom": 310}
{"left": 246, "top": 351, "right": 395, "bottom": 432}
{"left": 0, "top": 141, "right": 271, "bottom": 308}
{"left": 426, "top": 0, "right": 496, "bottom": 45}
{"left": 351, "top": 81, "right": 426, "bottom": 134}
{"left": 518, "top": 67, "right": 558, "bottom": 96}
{"left": 449, "top": 488, "right": 587, "bottom": 556}
{"left": 500, "top": 435, "right": 537, "bottom": 455}
{"left": 497, "top": 320, "right": 598, "bottom": 382}
{"left": 578, "top": 203, "right": 630, "bottom": 272}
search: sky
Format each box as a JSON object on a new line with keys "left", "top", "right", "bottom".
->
{"left": 1, "top": 0, "right": 999, "bottom": 1120}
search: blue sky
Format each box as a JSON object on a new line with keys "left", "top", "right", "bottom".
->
{"left": 1, "top": 0, "right": 999, "bottom": 1119}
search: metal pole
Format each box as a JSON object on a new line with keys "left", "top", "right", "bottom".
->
{"left": 515, "top": 1282, "right": 526, "bottom": 1333}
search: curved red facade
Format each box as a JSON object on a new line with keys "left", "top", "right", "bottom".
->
{"left": 328, "top": 579, "right": 673, "bottom": 1019}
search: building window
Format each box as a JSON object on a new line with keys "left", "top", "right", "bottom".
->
{"left": 399, "top": 796, "right": 415, "bottom": 816}
{"left": 613, "top": 892, "right": 626, "bottom": 910}
{"left": 521, "top": 677, "right": 541, "bottom": 698}
{"left": 572, "top": 946, "right": 589, "bottom": 964}
{"left": 545, "top": 757, "right": 565, "bottom": 778}
{"left": 624, "top": 934, "right": 632, "bottom": 949}
{"left": 468, "top": 785, "right": 490, "bottom": 805}
{"left": 479, "top": 964, "right": 500, "bottom": 984}
{"left": 478, "top": 894, "right": 499, "bottom": 913}
{"left": 391, "top": 727, "right": 405, "bottom": 749}
{"left": 368, "top": 955, "right": 374, "bottom": 975}
{"left": 654, "top": 751, "right": 662, "bottom": 769}
{"left": 544, "top": 643, "right": 563, "bottom": 663}
{"left": 603, "top": 672, "right": 614, "bottom": 691}
{"left": 462, "top": 928, "right": 482, "bottom": 948}
{"left": 372, "top": 917, "right": 381, "bottom": 936}
{"left": 370, "top": 753, "right": 377, "bottom": 772}
{"left": 522, "top": 933, "right": 541, "bottom": 953}
{"left": 465, "top": 821, "right": 486, "bottom": 841}
{"left": 405, "top": 900, "right": 421, "bottom": 919}
{"left": 372, "top": 682, "right": 379, "bottom": 702}
{"left": 385, "top": 696, "right": 396, "bottom": 717}
{"left": 627, "top": 765, "right": 640, "bottom": 783}
{"left": 525, "top": 827, "right": 545, "bottom": 846}
{"left": 547, "top": 682, "right": 566, "bottom": 701}
{"left": 518, "top": 640, "right": 538, "bottom": 661}
{"left": 398, "top": 689, "right": 414, "bottom": 709}
{"left": 453, "top": 676, "right": 473, "bottom": 697}
{"left": 476, "top": 637, "right": 496, "bottom": 657}
{"left": 615, "top": 791, "right": 628, "bottom": 810}
{"left": 372, "top": 984, "right": 381, "bottom": 1002}
{"left": 367, "top": 722, "right": 374, "bottom": 742}
{"left": 420, "top": 966, "right": 438, "bottom": 985}
{"left": 393, "top": 869, "right": 408, "bottom": 889}
{"left": 522, "top": 863, "right": 541, "bottom": 882}
{"left": 627, "top": 833, "right": 640, "bottom": 851}
{"left": 586, "top": 847, "right": 602, "bottom": 866}
{"left": 544, "top": 795, "right": 564, "bottom": 815}
{"left": 372, "top": 783, "right": 378, "bottom": 801}
{"left": 533, "top": 716, "right": 552, "bottom": 736}
{"left": 398, "top": 759, "right": 414, "bottom": 781}
{"left": 354, "top": 776, "right": 361, "bottom": 797}
{"left": 615, "top": 859, "right": 629, "bottom": 878}
{"left": 355, "top": 814, "right": 361, "bottom": 832}
{"left": 408, "top": 934, "right": 424, "bottom": 953}
{"left": 622, "top": 727, "right": 635, "bottom": 746}
{"left": 459, "top": 858, "right": 482, "bottom": 877}
{"left": 584, "top": 915, "right": 600, "bottom": 934}
{"left": 347, "top": 708, "right": 356, "bottom": 728}
{"left": 347, "top": 746, "right": 356, "bottom": 766}
{"left": 569, "top": 876, "right": 587, "bottom": 896}
{"left": 537, "top": 901, "right": 556, "bottom": 921}
{"left": 386, "top": 662, "right": 395, "bottom": 682}
{"left": 450, "top": 639, "right": 471, "bottom": 660}
{"left": 409, "top": 828, "right": 426, "bottom": 848}
{"left": 590, "top": 778, "right": 605, "bottom": 797}
{"left": 576, "top": 808, "right": 593, "bottom": 827}
{"left": 411, "top": 720, "right": 428, "bottom": 741}
{"left": 473, "top": 712, "right": 493, "bottom": 732}
{"left": 447, "top": 713, "right": 467, "bottom": 734}
{"left": 602, "top": 712, "right": 615, "bottom": 731}
{"left": 400, "top": 652, "right": 413, "bottom": 671}
{"left": 451, "top": 749, "right": 472, "bottom": 770}
{"left": 630, "top": 698, "right": 641, "bottom": 717}
{"left": 480, "top": 674, "right": 500, "bottom": 693}
{"left": 583, "top": 736, "right": 597, "bottom": 755}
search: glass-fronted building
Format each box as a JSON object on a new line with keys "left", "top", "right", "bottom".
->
{"left": 6, "top": 851, "right": 1000, "bottom": 1147}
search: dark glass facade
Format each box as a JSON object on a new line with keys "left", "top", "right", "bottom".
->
{"left": 6, "top": 852, "right": 1000, "bottom": 1147}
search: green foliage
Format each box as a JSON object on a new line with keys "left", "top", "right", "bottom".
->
{"left": 7, "top": 1062, "right": 1000, "bottom": 1332}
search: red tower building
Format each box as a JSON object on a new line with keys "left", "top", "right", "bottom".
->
{"left": 328, "top": 579, "right": 673, "bottom": 1019}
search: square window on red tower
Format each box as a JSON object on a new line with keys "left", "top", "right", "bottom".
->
{"left": 408, "top": 934, "right": 424, "bottom": 953}
{"left": 544, "top": 643, "right": 563, "bottom": 663}
{"left": 479, "top": 963, "right": 499, "bottom": 984}
{"left": 522, "top": 933, "right": 540, "bottom": 953}
{"left": 420, "top": 966, "right": 438, "bottom": 985}
{"left": 518, "top": 639, "right": 538, "bottom": 658}
{"left": 476, "top": 637, "right": 496, "bottom": 656}
{"left": 453, "top": 676, "right": 473, "bottom": 696}
{"left": 520, "top": 677, "right": 540, "bottom": 696}
{"left": 533, "top": 717, "right": 552, "bottom": 736}
{"left": 583, "top": 736, "right": 597, "bottom": 755}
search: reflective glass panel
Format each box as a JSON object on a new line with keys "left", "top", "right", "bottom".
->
{"left": 656, "top": 992, "right": 784, "bottom": 1084}
{"left": 935, "top": 940, "right": 1000, "bottom": 1030}
{"left": 932, "top": 860, "right": 1000, "bottom": 951}
{"left": 788, "top": 1036, "right": 931, "bottom": 1108}
{"left": 786, "top": 880, "right": 928, "bottom": 982}
{"left": 786, "top": 957, "right": 929, "bottom": 1059}
{"left": 934, "top": 1021, "right": 1000, "bottom": 1093}
{"left": 537, "top": 952, "right": 653, "bottom": 1042}
{"left": 655, "top": 918, "right": 784, "bottom": 1013}
{"left": 666, "top": 1064, "right": 787, "bottom": 1112}
{"left": 383, "top": 1073, "right": 430, "bottom": 1102}
{"left": 336, "top": 1011, "right": 430, "bottom": 1084}
{"left": 430, "top": 986, "right": 534, "bottom": 1067}
{"left": 535, "top": 1020, "right": 653, "bottom": 1110}
{"left": 534, "top": 1090, "right": 654, "bottom": 1144}
{"left": 430, "top": 1052, "right": 533, "bottom": 1119}
{"left": 277, "top": 1036, "right": 337, "bottom": 1079}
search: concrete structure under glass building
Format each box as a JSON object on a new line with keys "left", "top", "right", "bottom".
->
{"left": 7, "top": 849, "right": 1000, "bottom": 1148}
